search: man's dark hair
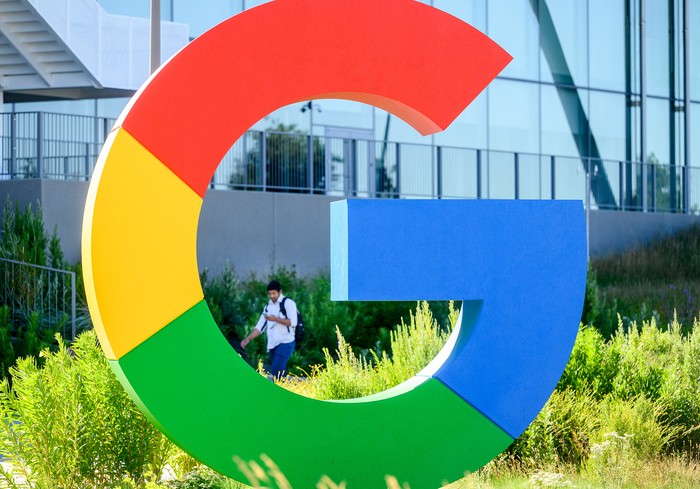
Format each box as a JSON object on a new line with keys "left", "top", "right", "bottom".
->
{"left": 267, "top": 280, "right": 282, "bottom": 292}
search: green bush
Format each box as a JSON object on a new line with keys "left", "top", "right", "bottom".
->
{"left": 557, "top": 317, "right": 700, "bottom": 458}
{"left": 279, "top": 301, "right": 456, "bottom": 400}
{"left": 594, "top": 395, "right": 679, "bottom": 461}
{"left": 557, "top": 326, "right": 621, "bottom": 397}
{"left": 200, "top": 265, "right": 452, "bottom": 374}
{"left": 0, "top": 299, "right": 698, "bottom": 487}
{"left": 0, "top": 199, "right": 84, "bottom": 379}
{"left": 508, "top": 388, "right": 600, "bottom": 468}
{"left": 0, "top": 331, "right": 172, "bottom": 488}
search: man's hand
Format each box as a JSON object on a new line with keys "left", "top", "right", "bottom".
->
{"left": 241, "top": 328, "right": 261, "bottom": 348}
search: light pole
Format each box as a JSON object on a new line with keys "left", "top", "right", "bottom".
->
{"left": 300, "top": 100, "right": 321, "bottom": 135}
{"left": 150, "top": 0, "right": 161, "bottom": 74}
{"left": 301, "top": 101, "right": 322, "bottom": 192}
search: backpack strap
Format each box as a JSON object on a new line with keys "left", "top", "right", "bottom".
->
{"left": 261, "top": 305, "right": 269, "bottom": 333}
{"left": 279, "top": 297, "right": 291, "bottom": 333}
{"left": 279, "top": 297, "right": 288, "bottom": 318}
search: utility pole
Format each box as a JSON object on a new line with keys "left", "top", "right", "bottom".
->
{"left": 150, "top": 0, "right": 161, "bottom": 74}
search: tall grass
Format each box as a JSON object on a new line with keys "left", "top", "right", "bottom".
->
{"left": 0, "top": 332, "right": 172, "bottom": 488}
{"left": 279, "top": 301, "right": 456, "bottom": 400}
{"left": 590, "top": 224, "right": 700, "bottom": 332}
{"left": 594, "top": 225, "right": 700, "bottom": 284}
{"left": 201, "top": 265, "right": 454, "bottom": 377}
{"left": 0, "top": 300, "right": 698, "bottom": 488}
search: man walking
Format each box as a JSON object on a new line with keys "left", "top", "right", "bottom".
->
{"left": 241, "top": 280, "right": 297, "bottom": 379}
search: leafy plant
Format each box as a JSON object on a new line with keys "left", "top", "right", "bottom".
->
{"left": 279, "top": 301, "right": 455, "bottom": 400}
{"left": 0, "top": 199, "right": 81, "bottom": 378}
{"left": 200, "top": 265, "right": 452, "bottom": 375}
{"left": 0, "top": 331, "right": 172, "bottom": 488}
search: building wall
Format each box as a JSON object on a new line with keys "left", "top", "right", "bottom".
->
{"left": 0, "top": 181, "right": 339, "bottom": 276}
{"left": 2, "top": 181, "right": 699, "bottom": 274}
{"left": 197, "top": 190, "right": 340, "bottom": 277}
{"left": 588, "top": 209, "right": 700, "bottom": 257}
{"left": 0, "top": 180, "right": 88, "bottom": 265}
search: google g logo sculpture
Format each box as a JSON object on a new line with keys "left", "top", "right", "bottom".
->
{"left": 82, "top": 0, "right": 587, "bottom": 487}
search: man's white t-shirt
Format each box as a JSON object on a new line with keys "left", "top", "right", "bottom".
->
{"left": 253, "top": 293, "right": 298, "bottom": 351}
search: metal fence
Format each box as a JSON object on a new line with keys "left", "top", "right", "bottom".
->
{"left": 0, "top": 258, "right": 77, "bottom": 341}
{"left": 1, "top": 111, "right": 698, "bottom": 214}
{"left": 1, "top": 112, "right": 114, "bottom": 180}
{"left": 215, "top": 131, "right": 699, "bottom": 214}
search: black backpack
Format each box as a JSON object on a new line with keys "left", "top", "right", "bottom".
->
{"left": 280, "top": 297, "right": 305, "bottom": 350}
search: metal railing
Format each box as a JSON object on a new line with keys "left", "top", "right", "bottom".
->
{"left": 0, "top": 258, "right": 77, "bottom": 341}
{"left": 1, "top": 111, "right": 698, "bottom": 214}
{"left": 1, "top": 112, "right": 114, "bottom": 180}
{"left": 215, "top": 131, "right": 699, "bottom": 214}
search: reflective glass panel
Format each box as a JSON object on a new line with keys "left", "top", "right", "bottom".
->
{"left": 373, "top": 110, "right": 433, "bottom": 145}
{"left": 488, "top": 0, "right": 539, "bottom": 80}
{"left": 646, "top": 1, "right": 670, "bottom": 97}
{"left": 98, "top": 0, "right": 149, "bottom": 17}
{"left": 242, "top": 0, "right": 272, "bottom": 9}
{"left": 162, "top": 0, "right": 173, "bottom": 21}
{"left": 691, "top": 1, "right": 700, "bottom": 100}
{"left": 434, "top": 90, "right": 487, "bottom": 149}
{"left": 433, "top": 0, "right": 486, "bottom": 32}
{"left": 97, "top": 98, "right": 131, "bottom": 118}
{"left": 691, "top": 104, "right": 700, "bottom": 213}
{"left": 589, "top": 91, "right": 626, "bottom": 162}
{"left": 646, "top": 97, "right": 671, "bottom": 165}
{"left": 541, "top": 85, "right": 583, "bottom": 158}
{"left": 692, "top": 103, "right": 700, "bottom": 167}
{"left": 173, "top": 0, "right": 238, "bottom": 37}
{"left": 539, "top": 0, "right": 588, "bottom": 88}
{"left": 305, "top": 100, "right": 374, "bottom": 135}
{"left": 488, "top": 79, "right": 540, "bottom": 154}
{"left": 589, "top": 0, "right": 626, "bottom": 91}
{"left": 10, "top": 100, "right": 95, "bottom": 116}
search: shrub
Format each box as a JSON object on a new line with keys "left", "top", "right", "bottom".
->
{"left": 557, "top": 326, "right": 621, "bottom": 397}
{"left": 508, "top": 389, "right": 600, "bottom": 467}
{"left": 591, "top": 225, "right": 700, "bottom": 332}
{"left": 593, "top": 396, "right": 680, "bottom": 461}
{"left": 279, "top": 301, "right": 456, "bottom": 400}
{"left": 200, "top": 266, "right": 452, "bottom": 375}
{"left": 0, "top": 199, "right": 86, "bottom": 378}
{"left": 0, "top": 331, "right": 172, "bottom": 488}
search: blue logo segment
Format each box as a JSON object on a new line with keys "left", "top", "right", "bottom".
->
{"left": 331, "top": 199, "right": 587, "bottom": 438}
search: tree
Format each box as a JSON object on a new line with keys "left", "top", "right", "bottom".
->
{"left": 230, "top": 123, "right": 326, "bottom": 193}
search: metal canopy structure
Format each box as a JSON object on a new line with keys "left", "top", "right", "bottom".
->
{"left": 0, "top": 0, "right": 188, "bottom": 102}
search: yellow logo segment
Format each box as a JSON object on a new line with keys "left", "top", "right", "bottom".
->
{"left": 82, "top": 128, "right": 204, "bottom": 359}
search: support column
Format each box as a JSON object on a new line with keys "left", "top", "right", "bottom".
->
{"left": 0, "top": 90, "right": 4, "bottom": 179}
{"left": 640, "top": 0, "right": 648, "bottom": 211}
{"left": 683, "top": 0, "right": 691, "bottom": 213}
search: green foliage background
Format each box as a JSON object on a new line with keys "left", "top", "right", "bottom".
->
{"left": 200, "top": 264, "right": 452, "bottom": 374}
{"left": 1, "top": 199, "right": 699, "bottom": 488}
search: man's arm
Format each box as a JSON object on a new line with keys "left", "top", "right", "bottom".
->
{"left": 262, "top": 314, "right": 292, "bottom": 326}
{"left": 241, "top": 328, "right": 261, "bottom": 348}
{"left": 241, "top": 313, "right": 267, "bottom": 348}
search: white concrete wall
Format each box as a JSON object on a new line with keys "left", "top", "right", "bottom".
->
{"left": 29, "top": 0, "right": 189, "bottom": 90}
{"left": 0, "top": 181, "right": 340, "bottom": 276}
{"left": 197, "top": 190, "right": 341, "bottom": 277}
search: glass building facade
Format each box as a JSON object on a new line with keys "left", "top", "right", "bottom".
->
{"left": 3, "top": 0, "right": 698, "bottom": 212}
